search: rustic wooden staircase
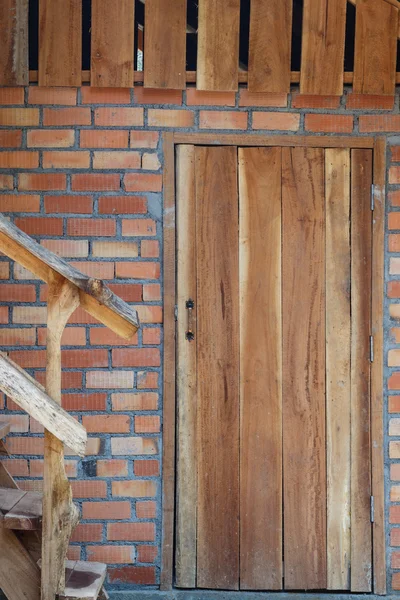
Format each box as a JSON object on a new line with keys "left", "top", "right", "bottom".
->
{"left": 0, "top": 215, "right": 139, "bottom": 600}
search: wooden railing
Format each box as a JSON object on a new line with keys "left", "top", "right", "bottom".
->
{"left": 0, "top": 0, "right": 399, "bottom": 95}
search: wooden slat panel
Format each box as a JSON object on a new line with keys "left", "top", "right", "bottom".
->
{"left": 197, "top": 0, "right": 240, "bottom": 91}
{"left": 282, "top": 147, "right": 326, "bottom": 590}
{"left": 371, "top": 138, "right": 386, "bottom": 595}
{"left": 248, "top": 0, "right": 292, "bottom": 93}
{"left": 0, "top": 0, "right": 28, "bottom": 86}
{"left": 39, "top": 0, "right": 82, "bottom": 87}
{"left": 196, "top": 146, "right": 239, "bottom": 589}
{"left": 353, "top": 0, "right": 398, "bottom": 95}
{"left": 325, "top": 149, "right": 351, "bottom": 590}
{"left": 0, "top": 525, "right": 40, "bottom": 600}
{"left": 91, "top": 0, "right": 134, "bottom": 88}
{"left": 350, "top": 149, "right": 373, "bottom": 592}
{"left": 144, "top": 0, "right": 186, "bottom": 89}
{"left": 300, "top": 0, "right": 347, "bottom": 95}
{"left": 175, "top": 145, "right": 197, "bottom": 588}
{"left": 238, "top": 147, "right": 283, "bottom": 590}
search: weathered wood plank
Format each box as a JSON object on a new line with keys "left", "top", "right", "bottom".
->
{"left": 350, "top": 149, "right": 373, "bottom": 592}
{"left": 371, "top": 138, "right": 386, "bottom": 595}
{"left": 325, "top": 148, "right": 351, "bottom": 590}
{"left": 197, "top": 0, "right": 240, "bottom": 91}
{"left": 144, "top": 0, "right": 186, "bottom": 89}
{"left": 354, "top": 0, "right": 398, "bottom": 95}
{"left": 248, "top": 0, "right": 292, "bottom": 93}
{"left": 41, "top": 276, "right": 80, "bottom": 600}
{"left": 282, "top": 147, "right": 326, "bottom": 590}
{"left": 0, "top": 353, "right": 86, "bottom": 457}
{"left": 300, "top": 0, "right": 347, "bottom": 95}
{"left": 0, "top": 0, "right": 28, "bottom": 86}
{"left": 0, "top": 524, "right": 41, "bottom": 600}
{"left": 0, "top": 216, "right": 138, "bottom": 339}
{"left": 238, "top": 147, "right": 283, "bottom": 590}
{"left": 175, "top": 145, "right": 197, "bottom": 588}
{"left": 60, "top": 561, "right": 107, "bottom": 600}
{"left": 196, "top": 146, "right": 239, "bottom": 589}
{"left": 39, "top": 0, "right": 82, "bottom": 86}
{"left": 0, "top": 489, "right": 26, "bottom": 517}
{"left": 4, "top": 492, "right": 42, "bottom": 531}
{"left": 91, "top": 0, "right": 134, "bottom": 87}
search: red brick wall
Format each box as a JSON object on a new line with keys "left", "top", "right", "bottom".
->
{"left": 0, "top": 85, "right": 398, "bottom": 590}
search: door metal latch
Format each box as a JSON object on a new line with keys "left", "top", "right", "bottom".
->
{"left": 185, "top": 299, "right": 195, "bottom": 341}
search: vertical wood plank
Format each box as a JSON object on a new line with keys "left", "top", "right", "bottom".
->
{"left": 300, "top": 0, "right": 347, "bottom": 95}
{"left": 350, "top": 149, "right": 373, "bottom": 592}
{"left": 39, "top": 0, "right": 82, "bottom": 87}
{"left": 371, "top": 137, "right": 386, "bottom": 595}
{"left": 175, "top": 145, "right": 197, "bottom": 588}
{"left": 144, "top": 0, "right": 186, "bottom": 89}
{"left": 238, "top": 147, "right": 283, "bottom": 590}
{"left": 248, "top": 0, "right": 292, "bottom": 93}
{"left": 160, "top": 132, "right": 176, "bottom": 591}
{"left": 196, "top": 146, "right": 239, "bottom": 590}
{"left": 197, "top": 0, "right": 240, "bottom": 91}
{"left": 0, "top": 0, "right": 28, "bottom": 86}
{"left": 353, "top": 0, "right": 398, "bottom": 95}
{"left": 282, "top": 147, "right": 327, "bottom": 590}
{"left": 91, "top": 0, "right": 135, "bottom": 88}
{"left": 325, "top": 149, "right": 351, "bottom": 590}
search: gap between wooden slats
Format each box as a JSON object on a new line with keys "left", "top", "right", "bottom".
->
{"left": 144, "top": 0, "right": 186, "bottom": 89}
{"left": 238, "top": 147, "right": 283, "bottom": 590}
{"left": 175, "top": 145, "right": 197, "bottom": 588}
{"left": 0, "top": 0, "right": 28, "bottom": 86}
{"left": 197, "top": 0, "right": 240, "bottom": 91}
{"left": 300, "top": 0, "right": 347, "bottom": 95}
{"left": 353, "top": 0, "right": 398, "bottom": 95}
{"left": 39, "top": 0, "right": 82, "bottom": 87}
{"left": 248, "top": 0, "right": 292, "bottom": 93}
{"left": 91, "top": 0, "right": 135, "bottom": 88}
{"left": 325, "top": 148, "right": 351, "bottom": 590}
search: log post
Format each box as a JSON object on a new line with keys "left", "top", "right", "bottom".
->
{"left": 41, "top": 274, "right": 80, "bottom": 600}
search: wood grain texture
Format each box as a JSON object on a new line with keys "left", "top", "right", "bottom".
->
{"left": 173, "top": 133, "right": 375, "bottom": 148}
{"left": 196, "top": 146, "right": 239, "bottom": 589}
{"left": 248, "top": 0, "right": 292, "bottom": 93}
{"left": 238, "top": 147, "right": 283, "bottom": 590}
{"left": 0, "top": 353, "right": 86, "bottom": 457}
{"left": 144, "top": 0, "right": 186, "bottom": 89}
{"left": 0, "top": 216, "right": 139, "bottom": 339}
{"left": 325, "top": 149, "right": 351, "bottom": 590}
{"left": 300, "top": 0, "right": 347, "bottom": 95}
{"left": 197, "top": 0, "right": 240, "bottom": 91}
{"left": 175, "top": 145, "right": 197, "bottom": 588}
{"left": 354, "top": 0, "right": 398, "bottom": 95}
{"left": 350, "top": 149, "right": 373, "bottom": 592}
{"left": 39, "top": 0, "right": 82, "bottom": 86}
{"left": 0, "top": 524, "right": 40, "bottom": 600}
{"left": 282, "top": 147, "right": 326, "bottom": 590}
{"left": 4, "top": 492, "right": 42, "bottom": 531}
{"left": 160, "top": 132, "right": 176, "bottom": 591}
{"left": 0, "top": 0, "right": 28, "bottom": 85}
{"left": 371, "top": 138, "right": 386, "bottom": 595}
{"left": 41, "top": 276, "right": 80, "bottom": 600}
{"left": 91, "top": 0, "right": 134, "bottom": 87}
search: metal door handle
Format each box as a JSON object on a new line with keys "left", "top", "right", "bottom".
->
{"left": 185, "top": 299, "right": 195, "bottom": 341}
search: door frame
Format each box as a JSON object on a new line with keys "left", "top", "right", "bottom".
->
{"left": 160, "top": 133, "right": 386, "bottom": 594}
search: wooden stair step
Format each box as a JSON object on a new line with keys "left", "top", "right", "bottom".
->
{"left": 0, "top": 420, "right": 10, "bottom": 440}
{"left": 59, "top": 561, "right": 107, "bottom": 600}
{"left": 0, "top": 487, "right": 42, "bottom": 530}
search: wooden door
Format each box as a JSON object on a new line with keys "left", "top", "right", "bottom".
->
{"left": 175, "top": 145, "right": 373, "bottom": 592}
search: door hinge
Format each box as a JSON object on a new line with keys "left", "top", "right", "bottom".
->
{"left": 174, "top": 304, "right": 178, "bottom": 321}
{"left": 370, "top": 495, "right": 375, "bottom": 523}
{"left": 371, "top": 184, "right": 375, "bottom": 211}
{"left": 370, "top": 335, "right": 374, "bottom": 363}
